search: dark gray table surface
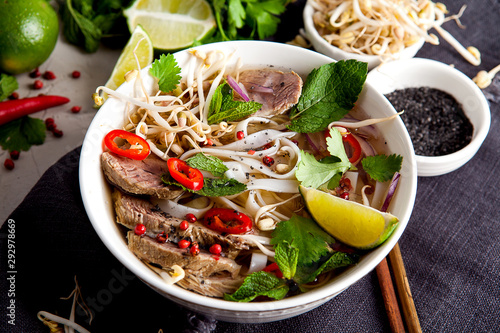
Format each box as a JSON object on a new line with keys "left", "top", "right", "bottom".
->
{"left": 1, "top": 1, "right": 499, "bottom": 332}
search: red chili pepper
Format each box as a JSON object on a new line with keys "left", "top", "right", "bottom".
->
{"left": 167, "top": 158, "right": 204, "bottom": 191}
{"left": 103, "top": 129, "right": 150, "bottom": 161}
{"left": 203, "top": 208, "right": 252, "bottom": 235}
{"left": 263, "top": 262, "right": 283, "bottom": 279}
{"left": 324, "top": 129, "right": 362, "bottom": 163}
{"left": 0, "top": 95, "right": 70, "bottom": 126}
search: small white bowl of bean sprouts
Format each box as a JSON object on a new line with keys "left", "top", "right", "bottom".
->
{"left": 303, "top": 0, "right": 483, "bottom": 70}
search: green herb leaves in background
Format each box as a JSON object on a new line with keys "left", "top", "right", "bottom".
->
{"left": 0, "top": 74, "right": 18, "bottom": 101}
{"left": 288, "top": 60, "right": 367, "bottom": 133}
{"left": 0, "top": 117, "right": 46, "bottom": 152}
{"left": 212, "top": 0, "right": 290, "bottom": 41}
{"left": 59, "top": 0, "right": 133, "bottom": 53}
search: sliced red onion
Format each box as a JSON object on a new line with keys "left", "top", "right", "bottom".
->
{"left": 380, "top": 172, "right": 400, "bottom": 213}
{"left": 304, "top": 131, "right": 327, "bottom": 153}
{"left": 352, "top": 133, "right": 376, "bottom": 157}
{"left": 304, "top": 133, "right": 319, "bottom": 153}
{"left": 226, "top": 75, "right": 249, "bottom": 101}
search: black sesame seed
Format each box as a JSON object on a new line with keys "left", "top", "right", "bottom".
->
{"left": 385, "top": 87, "right": 473, "bottom": 156}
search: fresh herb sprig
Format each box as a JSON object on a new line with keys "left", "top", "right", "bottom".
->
{"left": 224, "top": 215, "right": 359, "bottom": 302}
{"left": 208, "top": 82, "right": 262, "bottom": 124}
{"left": 161, "top": 153, "right": 247, "bottom": 196}
{"left": 59, "top": 0, "right": 132, "bottom": 53}
{"left": 288, "top": 60, "right": 367, "bottom": 134}
{"left": 210, "top": 0, "right": 291, "bottom": 42}
{"left": 149, "top": 53, "right": 182, "bottom": 93}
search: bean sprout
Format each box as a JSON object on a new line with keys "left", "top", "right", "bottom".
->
{"left": 310, "top": 0, "right": 481, "bottom": 65}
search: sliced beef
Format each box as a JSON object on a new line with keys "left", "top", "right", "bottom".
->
{"left": 239, "top": 69, "right": 303, "bottom": 117}
{"left": 176, "top": 274, "right": 244, "bottom": 298}
{"left": 101, "top": 152, "right": 183, "bottom": 200}
{"left": 113, "top": 190, "right": 253, "bottom": 258}
{"left": 127, "top": 232, "right": 242, "bottom": 278}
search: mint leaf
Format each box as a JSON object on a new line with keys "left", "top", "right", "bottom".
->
{"left": 186, "top": 153, "right": 229, "bottom": 177}
{"left": 288, "top": 60, "right": 367, "bottom": 133}
{"left": 0, "top": 74, "right": 18, "bottom": 101}
{"left": 0, "top": 116, "right": 46, "bottom": 152}
{"left": 274, "top": 241, "right": 298, "bottom": 279}
{"left": 298, "top": 251, "right": 359, "bottom": 285}
{"left": 208, "top": 83, "right": 261, "bottom": 124}
{"left": 197, "top": 178, "right": 246, "bottom": 196}
{"left": 271, "top": 215, "right": 335, "bottom": 269}
{"left": 149, "top": 53, "right": 182, "bottom": 93}
{"left": 161, "top": 174, "right": 246, "bottom": 197}
{"left": 224, "top": 271, "right": 289, "bottom": 302}
{"left": 362, "top": 154, "right": 403, "bottom": 182}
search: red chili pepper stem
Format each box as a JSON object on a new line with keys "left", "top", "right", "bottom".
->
{"left": 0, "top": 95, "right": 70, "bottom": 126}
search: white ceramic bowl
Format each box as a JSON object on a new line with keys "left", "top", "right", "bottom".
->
{"left": 79, "top": 41, "right": 417, "bottom": 323}
{"left": 303, "top": 2, "right": 424, "bottom": 70}
{"left": 367, "top": 58, "right": 491, "bottom": 177}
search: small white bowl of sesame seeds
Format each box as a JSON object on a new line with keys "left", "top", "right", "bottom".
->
{"left": 367, "top": 58, "right": 491, "bottom": 177}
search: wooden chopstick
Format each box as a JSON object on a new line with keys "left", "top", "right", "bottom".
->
{"left": 376, "top": 257, "right": 405, "bottom": 332}
{"left": 388, "top": 243, "right": 422, "bottom": 333}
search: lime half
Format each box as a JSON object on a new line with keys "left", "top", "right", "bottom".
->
{"left": 105, "top": 25, "right": 154, "bottom": 91}
{"left": 124, "top": 0, "right": 216, "bottom": 51}
{"left": 299, "top": 185, "right": 399, "bottom": 249}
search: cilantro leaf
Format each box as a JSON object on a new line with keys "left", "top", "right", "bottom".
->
{"left": 288, "top": 60, "right": 367, "bottom": 133}
{"left": 212, "top": 0, "right": 289, "bottom": 41}
{"left": 0, "top": 74, "right": 18, "bottom": 101}
{"left": 271, "top": 215, "right": 335, "bottom": 269}
{"left": 246, "top": 1, "right": 285, "bottom": 39}
{"left": 224, "top": 271, "right": 289, "bottom": 302}
{"left": 186, "top": 153, "right": 228, "bottom": 177}
{"left": 207, "top": 82, "right": 261, "bottom": 124}
{"left": 149, "top": 53, "right": 182, "bottom": 93}
{"left": 296, "top": 128, "right": 352, "bottom": 188}
{"left": 362, "top": 154, "right": 403, "bottom": 182}
{"left": 274, "top": 241, "right": 298, "bottom": 279}
{"left": 161, "top": 174, "right": 246, "bottom": 197}
{"left": 0, "top": 116, "right": 46, "bottom": 152}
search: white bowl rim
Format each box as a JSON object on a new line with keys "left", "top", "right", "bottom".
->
{"left": 367, "top": 57, "right": 491, "bottom": 176}
{"left": 79, "top": 40, "right": 417, "bottom": 313}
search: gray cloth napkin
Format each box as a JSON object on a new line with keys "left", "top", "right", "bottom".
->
{"left": 1, "top": 0, "right": 499, "bottom": 331}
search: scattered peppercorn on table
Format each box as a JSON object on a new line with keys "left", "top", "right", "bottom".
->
{"left": 1, "top": 0, "right": 499, "bottom": 331}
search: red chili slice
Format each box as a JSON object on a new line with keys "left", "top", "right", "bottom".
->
{"left": 167, "top": 158, "right": 204, "bottom": 191}
{"left": 263, "top": 262, "right": 283, "bottom": 279}
{"left": 104, "top": 129, "right": 150, "bottom": 160}
{"left": 203, "top": 208, "right": 252, "bottom": 234}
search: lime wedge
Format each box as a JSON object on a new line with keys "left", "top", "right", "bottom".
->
{"left": 123, "top": 0, "right": 216, "bottom": 51}
{"left": 105, "top": 24, "right": 154, "bottom": 91}
{"left": 299, "top": 185, "right": 399, "bottom": 249}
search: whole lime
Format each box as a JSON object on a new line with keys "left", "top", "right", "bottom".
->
{"left": 0, "top": 0, "right": 59, "bottom": 75}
